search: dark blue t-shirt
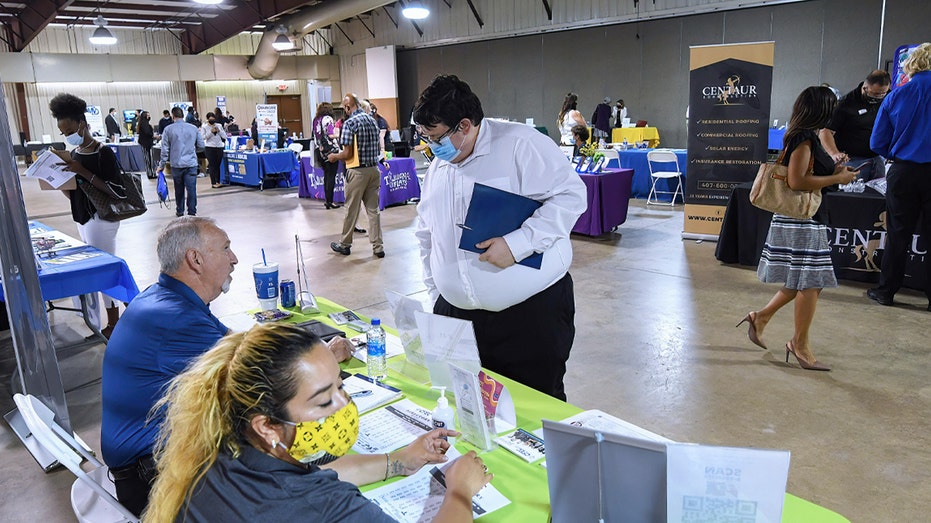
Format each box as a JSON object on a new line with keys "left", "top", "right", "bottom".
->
{"left": 101, "top": 273, "right": 228, "bottom": 468}
{"left": 179, "top": 446, "right": 396, "bottom": 522}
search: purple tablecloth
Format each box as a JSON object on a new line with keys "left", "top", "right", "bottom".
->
{"left": 572, "top": 168, "right": 634, "bottom": 236}
{"left": 299, "top": 157, "right": 420, "bottom": 210}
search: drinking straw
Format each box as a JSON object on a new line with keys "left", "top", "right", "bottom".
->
{"left": 261, "top": 248, "right": 267, "bottom": 266}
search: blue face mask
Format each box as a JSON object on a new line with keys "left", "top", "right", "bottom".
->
{"left": 430, "top": 133, "right": 461, "bottom": 162}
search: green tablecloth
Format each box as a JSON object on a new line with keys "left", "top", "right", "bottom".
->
{"left": 282, "top": 298, "right": 850, "bottom": 523}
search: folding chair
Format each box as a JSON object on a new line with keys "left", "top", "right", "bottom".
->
{"left": 559, "top": 145, "right": 574, "bottom": 159}
{"left": 599, "top": 148, "right": 620, "bottom": 169}
{"left": 13, "top": 394, "right": 139, "bottom": 523}
{"left": 287, "top": 142, "right": 304, "bottom": 154}
{"left": 646, "top": 149, "right": 683, "bottom": 206}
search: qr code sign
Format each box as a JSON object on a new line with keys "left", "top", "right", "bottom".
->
{"left": 680, "top": 495, "right": 758, "bottom": 522}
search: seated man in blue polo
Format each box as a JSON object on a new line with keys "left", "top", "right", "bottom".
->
{"left": 101, "top": 217, "right": 356, "bottom": 516}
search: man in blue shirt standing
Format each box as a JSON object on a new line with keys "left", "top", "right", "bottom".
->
{"left": 101, "top": 217, "right": 237, "bottom": 516}
{"left": 868, "top": 43, "right": 931, "bottom": 311}
{"left": 327, "top": 93, "right": 385, "bottom": 258}
{"left": 159, "top": 106, "right": 204, "bottom": 217}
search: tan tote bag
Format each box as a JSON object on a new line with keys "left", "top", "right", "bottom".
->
{"left": 749, "top": 140, "right": 820, "bottom": 219}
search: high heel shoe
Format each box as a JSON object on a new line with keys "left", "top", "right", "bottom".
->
{"left": 785, "top": 342, "right": 831, "bottom": 371}
{"left": 736, "top": 312, "right": 767, "bottom": 350}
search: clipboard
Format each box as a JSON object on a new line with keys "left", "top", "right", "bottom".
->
{"left": 457, "top": 183, "right": 543, "bottom": 269}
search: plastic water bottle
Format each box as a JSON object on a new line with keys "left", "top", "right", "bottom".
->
{"left": 366, "top": 318, "right": 387, "bottom": 381}
{"left": 622, "top": 137, "right": 628, "bottom": 150}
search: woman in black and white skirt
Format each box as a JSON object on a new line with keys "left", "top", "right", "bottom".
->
{"left": 737, "top": 86, "right": 858, "bottom": 371}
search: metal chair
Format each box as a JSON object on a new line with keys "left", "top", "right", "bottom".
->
{"left": 13, "top": 394, "right": 139, "bottom": 523}
{"left": 287, "top": 142, "right": 303, "bottom": 154}
{"left": 646, "top": 149, "right": 683, "bottom": 206}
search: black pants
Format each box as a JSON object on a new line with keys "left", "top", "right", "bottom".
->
{"left": 142, "top": 146, "right": 156, "bottom": 179}
{"left": 434, "top": 273, "right": 575, "bottom": 401}
{"left": 111, "top": 455, "right": 157, "bottom": 517}
{"left": 316, "top": 149, "right": 339, "bottom": 204}
{"left": 205, "top": 147, "right": 224, "bottom": 185}
{"left": 877, "top": 160, "right": 931, "bottom": 301}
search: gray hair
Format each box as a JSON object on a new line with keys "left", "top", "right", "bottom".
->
{"left": 157, "top": 217, "right": 217, "bottom": 274}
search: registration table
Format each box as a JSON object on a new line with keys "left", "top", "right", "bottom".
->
{"left": 611, "top": 126, "right": 661, "bottom": 148}
{"left": 298, "top": 156, "right": 421, "bottom": 210}
{"left": 106, "top": 143, "right": 147, "bottom": 173}
{"left": 715, "top": 183, "right": 926, "bottom": 290}
{"left": 609, "top": 148, "right": 688, "bottom": 201}
{"left": 222, "top": 149, "right": 300, "bottom": 189}
{"left": 256, "top": 297, "right": 849, "bottom": 522}
{"left": 1, "top": 221, "right": 140, "bottom": 339}
{"left": 573, "top": 168, "right": 634, "bottom": 236}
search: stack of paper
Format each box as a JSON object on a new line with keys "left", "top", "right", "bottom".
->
{"left": 343, "top": 374, "right": 403, "bottom": 414}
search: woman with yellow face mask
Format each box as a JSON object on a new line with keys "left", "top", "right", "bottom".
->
{"left": 144, "top": 323, "right": 491, "bottom": 522}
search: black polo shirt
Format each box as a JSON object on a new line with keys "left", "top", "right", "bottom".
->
{"left": 178, "top": 446, "right": 395, "bottom": 522}
{"left": 825, "top": 83, "right": 883, "bottom": 158}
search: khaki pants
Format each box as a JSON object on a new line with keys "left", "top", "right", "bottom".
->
{"left": 340, "top": 166, "right": 383, "bottom": 252}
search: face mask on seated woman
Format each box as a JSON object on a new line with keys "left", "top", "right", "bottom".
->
{"left": 275, "top": 399, "right": 359, "bottom": 465}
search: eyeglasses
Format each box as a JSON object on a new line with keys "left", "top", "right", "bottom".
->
{"left": 417, "top": 124, "right": 460, "bottom": 145}
{"left": 862, "top": 85, "right": 889, "bottom": 98}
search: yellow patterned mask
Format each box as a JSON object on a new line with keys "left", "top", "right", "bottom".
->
{"left": 281, "top": 400, "right": 359, "bottom": 465}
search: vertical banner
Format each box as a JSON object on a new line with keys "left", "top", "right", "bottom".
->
{"left": 685, "top": 42, "right": 774, "bottom": 238}
{"left": 216, "top": 95, "right": 227, "bottom": 113}
{"left": 255, "top": 103, "right": 279, "bottom": 149}
{"left": 85, "top": 105, "right": 104, "bottom": 138}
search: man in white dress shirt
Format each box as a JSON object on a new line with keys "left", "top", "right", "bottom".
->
{"left": 412, "top": 75, "right": 587, "bottom": 400}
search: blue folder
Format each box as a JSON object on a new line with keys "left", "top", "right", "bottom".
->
{"left": 457, "top": 183, "right": 543, "bottom": 269}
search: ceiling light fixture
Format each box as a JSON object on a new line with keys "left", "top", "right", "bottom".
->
{"left": 88, "top": 15, "right": 117, "bottom": 45}
{"left": 402, "top": 1, "right": 430, "bottom": 20}
{"left": 272, "top": 26, "right": 294, "bottom": 51}
{"left": 193, "top": 0, "right": 224, "bottom": 5}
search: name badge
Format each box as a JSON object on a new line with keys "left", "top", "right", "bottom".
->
{"left": 858, "top": 109, "right": 868, "bottom": 115}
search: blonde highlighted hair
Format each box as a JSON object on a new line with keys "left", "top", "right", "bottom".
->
{"left": 903, "top": 43, "right": 931, "bottom": 76}
{"left": 143, "top": 324, "right": 323, "bottom": 523}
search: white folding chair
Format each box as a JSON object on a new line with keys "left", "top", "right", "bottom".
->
{"left": 646, "top": 149, "right": 684, "bottom": 206}
{"left": 599, "top": 148, "right": 620, "bottom": 169}
{"left": 13, "top": 394, "right": 139, "bottom": 523}
{"left": 287, "top": 142, "right": 304, "bottom": 154}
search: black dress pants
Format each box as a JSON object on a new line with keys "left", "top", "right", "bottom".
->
{"left": 878, "top": 160, "right": 931, "bottom": 301}
{"left": 205, "top": 147, "right": 224, "bottom": 185}
{"left": 434, "top": 273, "right": 575, "bottom": 401}
{"left": 316, "top": 149, "right": 339, "bottom": 204}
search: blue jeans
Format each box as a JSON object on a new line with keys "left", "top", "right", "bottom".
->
{"left": 848, "top": 155, "right": 885, "bottom": 182}
{"left": 172, "top": 166, "right": 198, "bottom": 215}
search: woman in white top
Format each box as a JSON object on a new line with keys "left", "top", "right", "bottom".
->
{"left": 557, "top": 93, "right": 586, "bottom": 145}
{"left": 201, "top": 113, "right": 228, "bottom": 188}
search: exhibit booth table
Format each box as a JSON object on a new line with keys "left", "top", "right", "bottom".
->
{"left": 106, "top": 143, "right": 147, "bottom": 173}
{"left": 715, "top": 183, "right": 926, "bottom": 290}
{"left": 572, "top": 168, "right": 634, "bottom": 236}
{"left": 1, "top": 221, "right": 140, "bottom": 344}
{"left": 611, "top": 127, "right": 661, "bottom": 147}
{"left": 245, "top": 296, "right": 849, "bottom": 523}
{"left": 298, "top": 157, "right": 420, "bottom": 210}
{"left": 222, "top": 150, "right": 300, "bottom": 189}
{"left": 611, "top": 148, "right": 688, "bottom": 201}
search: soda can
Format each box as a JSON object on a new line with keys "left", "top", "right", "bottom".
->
{"left": 279, "top": 280, "right": 296, "bottom": 308}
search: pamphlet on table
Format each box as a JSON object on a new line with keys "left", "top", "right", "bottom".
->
{"left": 353, "top": 398, "right": 433, "bottom": 454}
{"left": 448, "top": 363, "right": 494, "bottom": 451}
{"left": 364, "top": 447, "right": 511, "bottom": 523}
{"left": 342, "top": 374, "right": 403, "bottom": 414}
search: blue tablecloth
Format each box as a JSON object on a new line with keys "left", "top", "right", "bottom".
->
{"left": 769, "top": 128, "right": 785, "bottom": 151}
{"left": 222, "top": 150, "right": 299, "bottom": 188}
{"left": 610, "top": 148, "right": 687, "bottom": 201}
{"left": 299, "top": 157, "right": 420, "bottom": 210}
{"left": 0, "top": 221, "right": 140, "bottom": 304}
{"left": 106, "top": 143, "right": 147, "bottom": 173}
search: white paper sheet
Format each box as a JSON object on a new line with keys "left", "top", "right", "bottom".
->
{"left": 666, "top": 443, "right": 790, "bottom": 523}
{"left": 557, "top": 409, "right": 672, "bottom": 443}
{"left": 351, "top": 332, "right": 405, "bottom": 363}
{"left": 414, "top": 311, "right": 481, "bottom": 390}
{"left": 385, "top": 290, "right": 426, "bottom": 367}
{"left": 24, "top": 149, "right": 76, "bottom": 189}
{"left": 364, "top": 447, "right": 511, "bottom": 522}
{"left": 218, "top": 311, "right": 258, "bottom": 333}
{"left": 343, "top": 374, "right": 403, "bottom": 414}
{"left": 353, "top": 398, "right": 432, "bottom": 454}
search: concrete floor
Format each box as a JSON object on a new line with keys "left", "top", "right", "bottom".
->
{"left": 1, "top": 167, "right": 929, "bottom": 522}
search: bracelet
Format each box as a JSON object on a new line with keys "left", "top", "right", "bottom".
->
{"left": 384, "top": 453, "right": 390, "bottom": 481}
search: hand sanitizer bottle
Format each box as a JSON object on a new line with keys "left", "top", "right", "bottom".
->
{"left": 431, "top": 386, "right": 456, "bottom": 446}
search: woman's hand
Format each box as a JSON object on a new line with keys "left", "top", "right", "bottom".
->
{"left": 390, "top": 428, "right": 459, "bottom": 476}
{"left": 444, "top": 451, "right": 492, "bottom": 500}
{"left": 51, "top": 150, "right": 92, "bottom": 179}
{"left": 834, "top": 165, "right": 858, "bottom": 185}
{"left": 326, "top": 336, "right": 356, "bottom": 363}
